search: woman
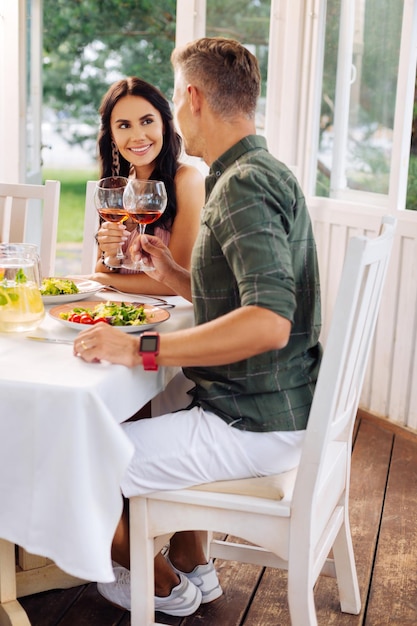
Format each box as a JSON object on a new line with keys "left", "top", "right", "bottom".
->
{"left": 90, "top": 77, "right": 204, "bottom": 295}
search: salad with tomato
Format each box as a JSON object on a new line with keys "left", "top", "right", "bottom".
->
{"left": 59, "top": 301, "right": 149, "bottom": 327}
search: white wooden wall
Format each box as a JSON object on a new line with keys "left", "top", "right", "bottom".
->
{"left": 309, "top": 199, "right": 417, "bottom": 430}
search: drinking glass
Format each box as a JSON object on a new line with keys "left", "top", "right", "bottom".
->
{"left": 0, "top": 244, "right": 45, "bottom": 332}
{"left": 122, "top": 179, "right": 167, "bottom": 271}
{"left": 94, "top": 176, "right": 129, "bottom": 265}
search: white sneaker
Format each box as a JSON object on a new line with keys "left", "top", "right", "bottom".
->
{"left": 155, "top": 572, "right": 202, "bottom": 616}
{"left": 97, "top": 565, "right": 202, "bottom": 617}
{"left": 166, "top": 556, "right": 223, "bottom": 603}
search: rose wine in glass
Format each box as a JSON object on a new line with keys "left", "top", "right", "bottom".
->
{"left": 122, "top": 179, "right": 167, "bottom": 271}
{"left": 94, "top": 176, "right": 129, "bottom": 262}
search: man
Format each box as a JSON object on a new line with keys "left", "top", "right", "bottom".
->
{"left": 75, "top": 37, "right": 322, "bottom": 617}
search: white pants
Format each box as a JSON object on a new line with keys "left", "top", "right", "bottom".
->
{"left": 120, "top": 373, "right": 305, "bottom": 497}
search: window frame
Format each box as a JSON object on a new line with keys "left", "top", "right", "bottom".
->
{"left": 175, "top": 0, "right": 417, "bottom": 212}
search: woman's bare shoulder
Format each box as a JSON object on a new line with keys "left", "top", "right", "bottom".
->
{"left": 175, "top": 162, "right": 205, "bottom": 187}
{"left": 174, "top": 163, "right": 205, "bottom": 216}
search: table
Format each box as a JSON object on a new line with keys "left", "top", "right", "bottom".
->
{"left": 0, "top": 293, "right": 194, "bottom": 625}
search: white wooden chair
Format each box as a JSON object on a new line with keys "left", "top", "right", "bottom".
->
{"left": 129, "top": 215, "right": 397, "bottom": 626}
{"left": 81, "top": 180, "right": 99, "bottom": 274}
{"left": 0, "top": 178, "right": 61, "bottom": 578}
{"left": 0, "top": 180, "right": 60, "bottom": 277}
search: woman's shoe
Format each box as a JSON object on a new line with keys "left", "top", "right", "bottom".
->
{"left": 166, "top": 556, "right": 223, "bottom": 603}
{"left": 97, "top": 566, "right": 202, "bottom": 616}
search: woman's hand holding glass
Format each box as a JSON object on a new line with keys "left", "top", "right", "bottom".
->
{"left": 94, "top": 176, "right": 129, "bottom": 268}
{"left": 95, "top": 221, "right": 129, "bottom": 265}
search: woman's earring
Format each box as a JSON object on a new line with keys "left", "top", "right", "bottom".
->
{"left": 111, "top": 140, "right": 120, "bottom": 176}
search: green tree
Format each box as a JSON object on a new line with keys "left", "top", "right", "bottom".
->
{"left": 206, "top": 0, "right": 270, "bottom": 97}
{"left": 42, "top": 0, "right": 271, "bottom": 154}
{"left": 411, "top": 74, "right": 417, "bottom": 156}
{"left": 42, "top": 0, "right": 177, "bottom": 151}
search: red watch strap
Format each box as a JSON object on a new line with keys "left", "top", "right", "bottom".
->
{"left": 141, "top": 351, "right": 158, "bottom": 371}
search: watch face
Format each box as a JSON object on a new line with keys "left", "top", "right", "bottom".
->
{"left": 141, "top": 335, "right": 159, "bottom": 352}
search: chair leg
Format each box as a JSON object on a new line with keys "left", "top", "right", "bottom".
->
{"left": 130, "top": 498, "right": 156, "bottom": 626}
{"left": 287, "top": 568, "right": 318, "bottom": 626}
{"left": 287, "top": 518, "right": 318, "bottom": 626}
{"left": 332, "top": 517, "right": 361, "bottom": 614}
{"left": 0, "top": 539, "right": 31, "bottom": 626}
{"left": 200, "top": 530, "right": 213, "bottom": 560}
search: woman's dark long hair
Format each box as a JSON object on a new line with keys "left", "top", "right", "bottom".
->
{"left": 97, "top": 77, "right": 182, "bottom": 232}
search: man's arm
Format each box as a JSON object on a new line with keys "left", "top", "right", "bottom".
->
{"left": 158, "top": 305, "right": 291, "bottom": 367}
{"left": 74, "top": 305, "right": 291, "bottom": 368}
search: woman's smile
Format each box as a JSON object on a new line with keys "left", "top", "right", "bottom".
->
{"left": 128, "top": 143, "right": 153, "bottom": 157}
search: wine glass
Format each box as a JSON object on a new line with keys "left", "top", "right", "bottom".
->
{"left": 122, "top": 179, "right": 167, "bottom": 271}
{"left": 94, "top": 176, "right": 129, "bottom": 264}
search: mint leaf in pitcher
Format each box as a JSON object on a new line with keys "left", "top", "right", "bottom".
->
{"left": 16, "top": 269, "right": 27, "bottom": 283}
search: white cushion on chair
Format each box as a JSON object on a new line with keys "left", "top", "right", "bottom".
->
{"left": 188, "top": 467, "right": 298, "bottom": 501}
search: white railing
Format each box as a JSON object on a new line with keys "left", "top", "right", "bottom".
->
{"left": 309, "top": 198, "right": 417, "bottom": 431}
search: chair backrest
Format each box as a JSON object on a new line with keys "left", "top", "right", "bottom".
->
{"left": 0, "top": 180, "right": 60, "bottom": 277}
{"left": 81, "top": 180, "right": 99, "bottom": 274}
{"left": 293, "top": 215, "right": 397, "bottom": 520}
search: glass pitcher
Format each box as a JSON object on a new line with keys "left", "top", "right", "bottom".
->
{"left": 0, "top": 243, "right": 45, "bottom": 332}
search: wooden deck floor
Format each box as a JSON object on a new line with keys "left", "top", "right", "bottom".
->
{"left": 18, "top": 411, "right": 417, "bottom": 626}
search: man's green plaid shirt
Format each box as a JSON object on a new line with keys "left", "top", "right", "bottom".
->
{"left": 184, "top": 135, "right": 322, "bottom": 432}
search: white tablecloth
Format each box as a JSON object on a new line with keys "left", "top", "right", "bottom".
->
{"left": 0, "top": 294, "right": 193, "bottom": 583}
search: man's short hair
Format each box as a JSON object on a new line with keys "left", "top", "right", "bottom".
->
{"left": 171, "top": 37, "right": 261, "bottom": 120}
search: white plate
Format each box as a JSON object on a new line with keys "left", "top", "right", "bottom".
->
{"left": 49, "top": 301, "right": 170, "bottom": 333}
{"left": 41, "top": 278, "right": 103, "bottom": 304}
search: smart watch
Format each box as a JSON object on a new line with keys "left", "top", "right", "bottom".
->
{"left": 139, "top": 332, "right": 160, "bottom": 371}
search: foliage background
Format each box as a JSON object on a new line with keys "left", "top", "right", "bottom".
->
{"left": 42, "top": 0, "right": 270, "bottom": 155}
{"left": 43, "top": 0, "right": 177, "bottom": 152}
{"left": 42, "top": 0, "right": 416, "bottom": 212}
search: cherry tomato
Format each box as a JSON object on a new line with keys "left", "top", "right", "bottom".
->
{"left": 93, "top": 317, "right": 109, "bottom": 325}
{"left": 68, "top": 313, "right": 81, "bottom": 323}
{"left": 79, "top": 313, "right": 94, "bottom": 325}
